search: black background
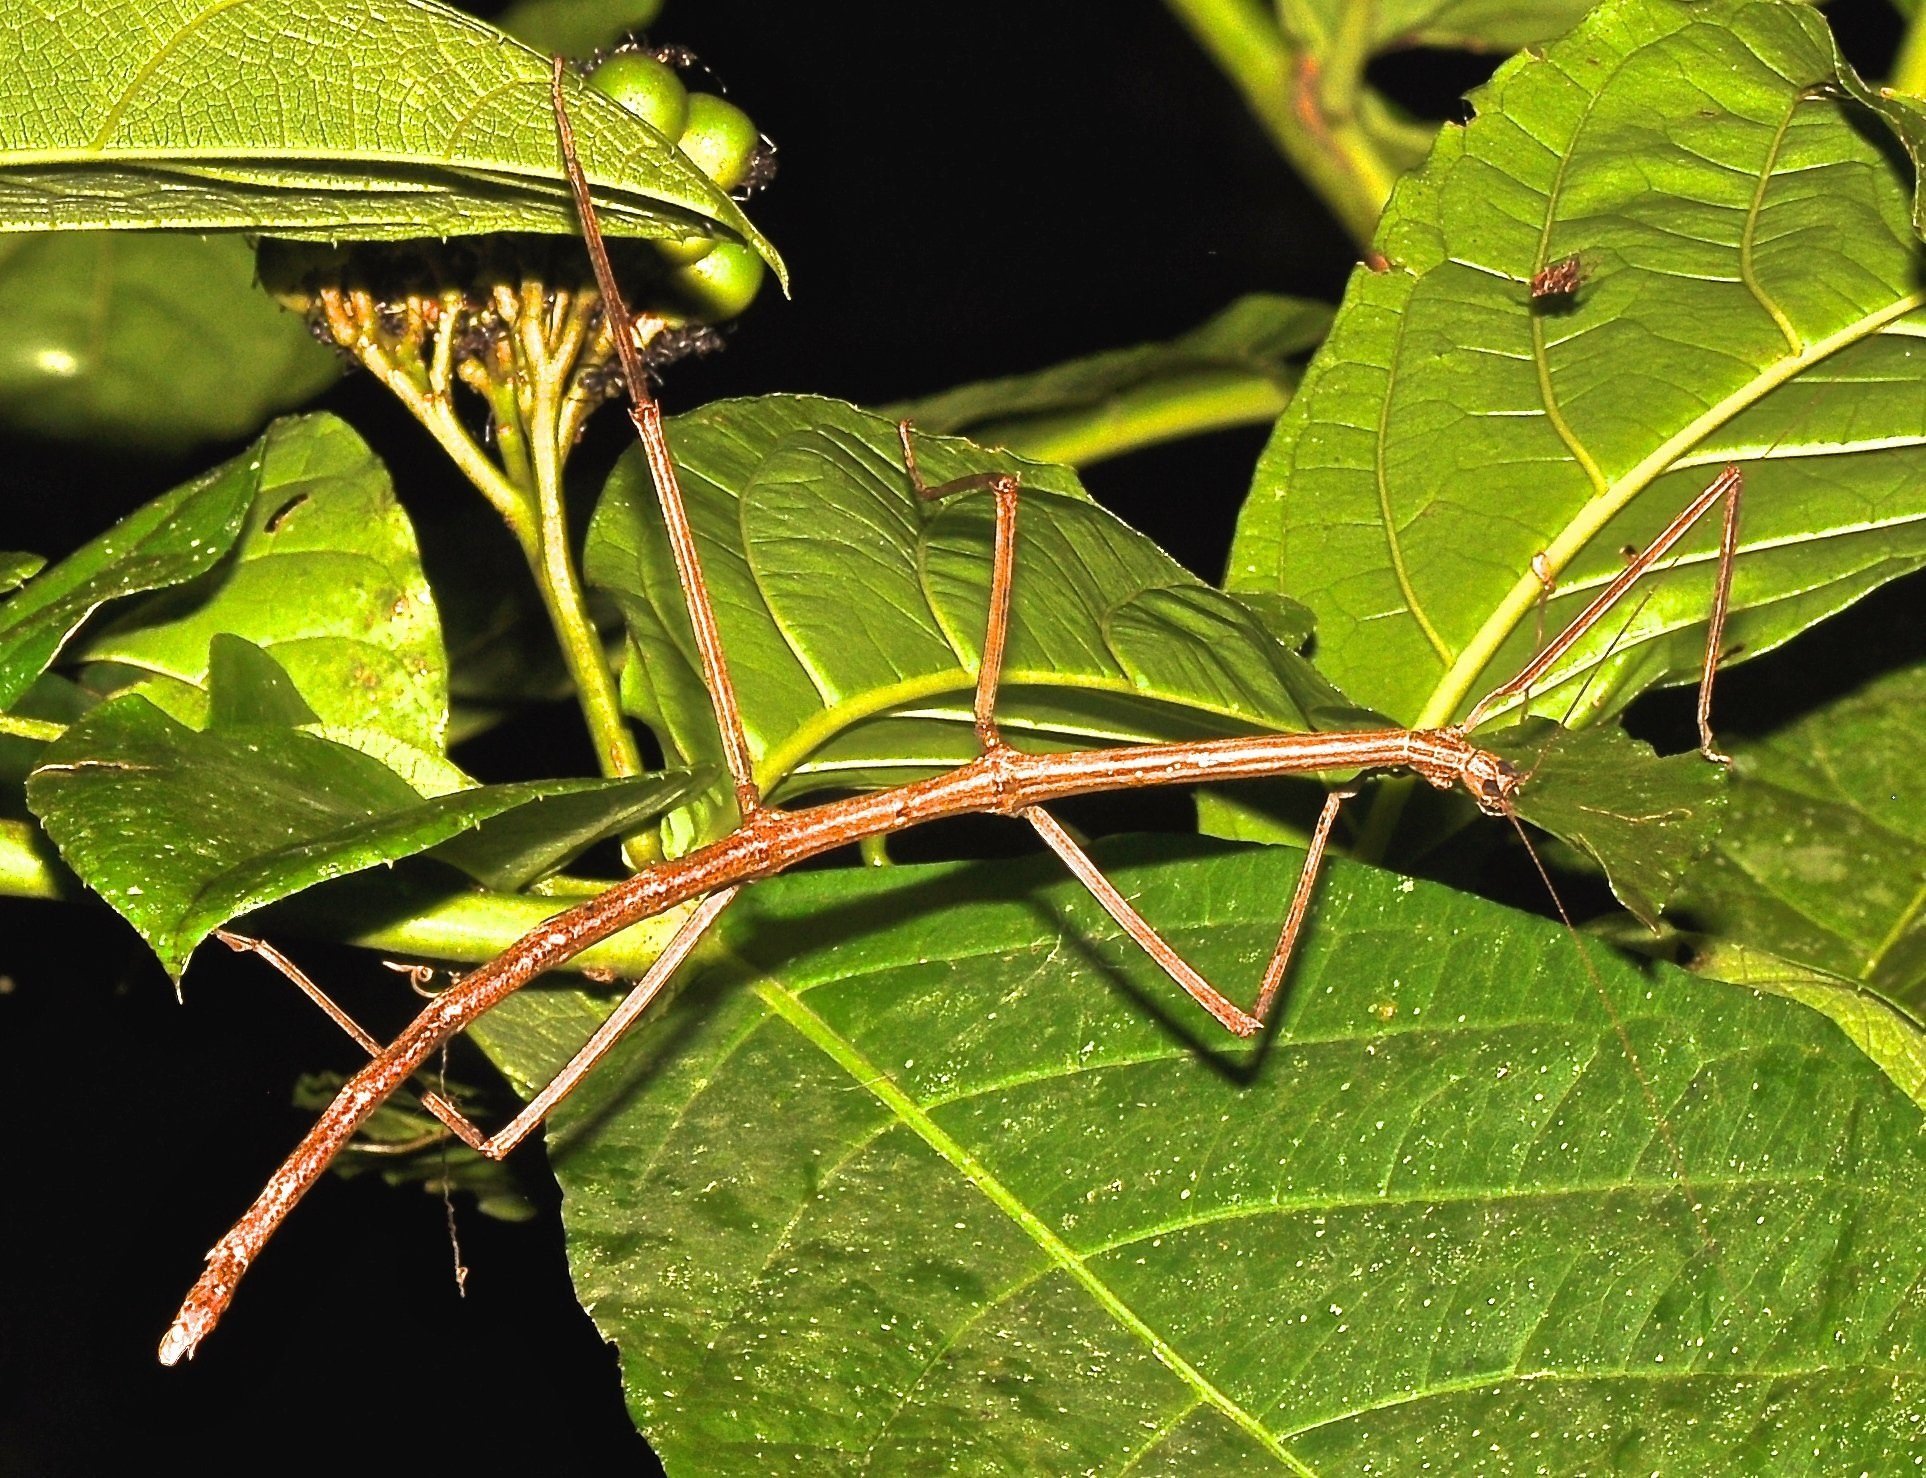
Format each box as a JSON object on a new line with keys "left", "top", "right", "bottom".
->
{"left": 0, "top": 3, "right": 1910, "bottom": 1472}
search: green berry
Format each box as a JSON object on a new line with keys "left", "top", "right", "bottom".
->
{"left": 587, "top": 54, "right": 689, "bottom": 141}
{"left": 653, "top": 234, "right": 716, "bottom": 268}
{"left": 677, "top": 93, "right": 760, "bottom": 191}
{"left": 667, "top": 241, "right": 765, "bottom": 320}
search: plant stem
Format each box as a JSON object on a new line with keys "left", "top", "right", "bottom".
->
{"left": 1895, "top": 7, "right": 1926, "bottom": 99}
{"left": 971, "top": 369, "right": 1293, "bottom": 468}
{"left": 0, "top": 714, "right": 64, "bottom": 743}
{"left": 519, "top": 289, "right": 646, "bottom": 783}
{"left": 1162, "top": 0, "right": 1395, "bottom": 250}
{"left": 0, "top": 818, "right": 685, "bottom": 975}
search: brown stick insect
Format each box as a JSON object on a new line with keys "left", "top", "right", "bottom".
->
{"left": 157, "top": 57, "right": 1744, "bottom": 1365}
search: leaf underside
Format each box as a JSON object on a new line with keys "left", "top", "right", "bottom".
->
{"left": 589, "top": 395, "right": 1363, "bottom": 842}
{"left": 0, "top": 0, "right": 782, "bottom": 277}
{"left": 1231, "top": 0, "right": 1926, "bottom": 741}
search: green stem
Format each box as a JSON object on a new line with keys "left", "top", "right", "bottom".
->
{"left": 0, "top": 818, "right": 686, "bottom": 976}
{"left": 1318, "top": 0, "right": 1372, "bottom": 122}
{"left": 1895, "top": 7, "right": 1926, "bottom": 99}
{"left": 524, "top": 325, "right": 645, "bottom": 783}
{"left": 974, "top": 369, "right": 1293, "bottom": 468}
{"left": 376, "top": 356, "right": 541, "bottom": 558}
{"left": 1162, "top": 0, "right": 1395, "bottom": 250}
{"left": 0, "top": 714, "right": 64, "bottom": 743}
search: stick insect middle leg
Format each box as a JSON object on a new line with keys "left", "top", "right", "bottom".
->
{"left": 900, "top": 422, "right": 1360, "bottom": 1038}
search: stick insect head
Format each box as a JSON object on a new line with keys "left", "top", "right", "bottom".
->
{"left": 1460, "top": 747, "right": 1523, "bottom": 816}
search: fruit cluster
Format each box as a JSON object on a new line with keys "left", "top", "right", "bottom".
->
{"left": 587, "top": 48, "right": 773, "bottom": 322}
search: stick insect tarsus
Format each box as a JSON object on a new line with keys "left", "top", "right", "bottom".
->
{"left": 155, "top": 56, "right": 1745, "bottom": 1366}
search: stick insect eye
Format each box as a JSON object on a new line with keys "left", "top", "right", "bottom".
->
{"left": 1469, "top": 755, "right": 1522, "bottom": 814}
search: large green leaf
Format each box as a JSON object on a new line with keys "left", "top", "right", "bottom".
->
{"left": 0, "top": 232, "right": 339, "bottom": 451}
{"left": 465, "top": 841, "right": 1923, "bottom": 1471}
{"left": 889, "top": 295, "right": 1333, "bottom": 468}
{"left": 77, "top": 412, "right": 450, "bottom": 752}
{"left": 26, "top": 638, "right": 696, "bottom": 978}
{"left": 1229, "top": 0, "right": 1926, "bottom": 743}
{"left": 0, "top": 431, "right": 256, "bottom": 711}
{"left": 1671, "top": 660, "right": 1926, "bottom": 1005}
{"left": 0, "top": 0, "right": 781, "bottom": 276}
{"left": 587, "top": 396, "right": 1354, "bottom": 830}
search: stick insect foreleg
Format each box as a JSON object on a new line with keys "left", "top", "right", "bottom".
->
{"left": 551, "top": 55, "right": 762, "bottom": 819}
{"left": 1461, "top": 464, "right": 1744, "bottom": 759}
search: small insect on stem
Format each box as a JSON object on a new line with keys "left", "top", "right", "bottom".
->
{"left": 154, "top": 59, "right": 1747, "bottom": 1366}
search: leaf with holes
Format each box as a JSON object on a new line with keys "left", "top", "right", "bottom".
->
{"left": 1229, "top": 0, "right": 1926, "bottom": 746}
{"left": 76, "top": 413, "right": 449, "bottom": 753}
{"left": 0, "top": 435, "right": 256, "bottom": 712}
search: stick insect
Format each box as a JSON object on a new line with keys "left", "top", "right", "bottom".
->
{"left": 156, "top": 57, "right": 1744, "bottom": 1366}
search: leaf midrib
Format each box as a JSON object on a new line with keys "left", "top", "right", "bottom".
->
{"left": 1421, "top": 290, "right": 1926, "bottom": 732}
{"left": 748, "top": 970, "right": 1309, "bottom": 1471}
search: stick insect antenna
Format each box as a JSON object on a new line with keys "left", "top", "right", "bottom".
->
{"left": 550, "top": 55, "right": 761, "bottom": 816}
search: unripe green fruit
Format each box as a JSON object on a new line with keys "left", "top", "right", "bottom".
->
{"left": 677, "top": 93, "right": 759, "bottom": 191}
{"left": 587, "top": 54, "right": 689, "bottom": 141}
{"left": 668, "top": 241, "right": 765, "bottom": 320}
{"left": 653, "top": 234, "right": 716, "bottom": 268}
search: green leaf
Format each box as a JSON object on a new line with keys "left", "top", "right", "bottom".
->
{"left": 1688, "top": 940, "right": 1926, "bottom": 1112}
{"left": 496, "top": 0, "right": 664, "bottom": 54}
{"left": 465, "top": 841, "right": 1924, "bottom": 1470}
{"left": 1487, "top": 719, "right": 1730, "bottom": 929}
{"left": 888, "top": 295, "right": 1333, "bottom": 467}
{"left": 0, "top": 0, "right": 783, "bottom": 281}
{"left": 1670, "top": 661, "right": 1926, "bottom": 1003}
{"left": 1229, "top": 0, "right": 1926, "bottom": 742}
{"left": 0, "top": 553, "right": 43, "bottom": 595}
{"left": 0, "top": 232, "right": 340, "bottom": 451}
{"left": 26, "top": 645, "right": 698, "bottom": 978}
{"left": 77, "top": 412, "right": 449, "bottom": 751}
{"left": 587, "top": 395, "right": 1356, "bottom": 825}
{"left": 0, "top": 435, "right": 256, "bottom": 711}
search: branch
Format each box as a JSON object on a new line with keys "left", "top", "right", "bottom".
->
{"left": 968, "top": 369, "right": 1291, "bottom": 468}
{"left": 1162, "top": 0, "right": 1396, "bottom": 250}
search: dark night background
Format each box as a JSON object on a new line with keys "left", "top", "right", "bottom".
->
{"left": 0, "top": 3, "right": 1911, "bottom": 1472}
